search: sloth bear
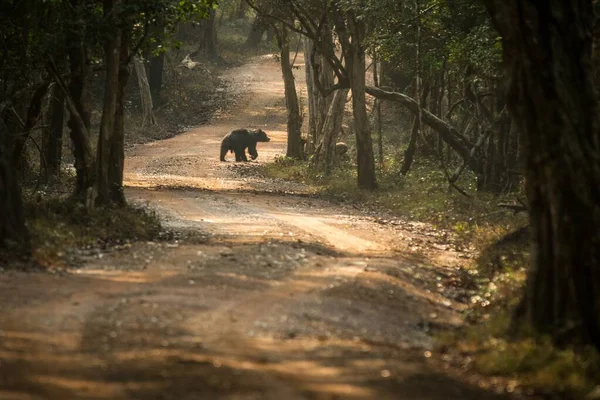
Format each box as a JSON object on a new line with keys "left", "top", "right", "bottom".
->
{"left": 220, "top": 128, "right": 271, "bottom": 162}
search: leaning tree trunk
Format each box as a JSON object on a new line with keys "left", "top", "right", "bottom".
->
{"left": 95, "top": 0, "right": 122, "bottom": 206}
{"left": 485, "top": 0, "right": 600, "bottom": 349}
{"left": 42, "top": 84, "right": 65, "bottom": 178}
{"left": 365, "top": 86, "right": 481, "bottom": 175}
{"left": 133, "top": 56, "right": 156, "bottom": 127}
{"left": 346, "top": 14, "right": 377, "bottom": 190}
{"left": 276, "top": 27, "right": 303, "bottom": 160}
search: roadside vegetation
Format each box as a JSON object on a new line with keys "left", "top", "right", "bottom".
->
{"left": 1, "top": 0, "right": 599, "bottom": 398}
{"left": 6, "top": 3, "right": 258, "bottom": 270}
{"left": 253, "top": 0, "right": 600, "bottom": 396}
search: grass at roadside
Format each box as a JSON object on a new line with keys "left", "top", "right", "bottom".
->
{"left": 259, "top": 155, "right": 600, "bottom": 398}
{"left": 260, "top": 155, "right": 527, "bottom": 241}
{"left": 24, "top": 196, "right": 162, "bottom": 269}
{"left": 438, "top": 313, "right": 600, "bottom": 399}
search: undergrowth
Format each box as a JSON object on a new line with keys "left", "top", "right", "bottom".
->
{"left": 260, "top": 154, "right": 600, "bottom": 398}
{"left": 438, "top": 313, "right": 600, "bottom": 398}
{"left": 24, "top": 195, "right": 162, "bottom": 268}
{"left": 260, "top": 155, "right": 527, "bottom": 240}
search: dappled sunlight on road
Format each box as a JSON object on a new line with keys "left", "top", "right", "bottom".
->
{"left": 0, "top": 54, "right": 509, "bottom": 400}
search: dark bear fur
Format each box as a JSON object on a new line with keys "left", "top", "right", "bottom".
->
{"left": 220, "top": 128, "right": 271, "bottom": 162}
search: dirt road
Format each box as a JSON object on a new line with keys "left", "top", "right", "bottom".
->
{"left": 0, "top": 55, "right": 512, "bottom": 399}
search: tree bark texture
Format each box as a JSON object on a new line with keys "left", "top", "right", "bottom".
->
{"left": 108, "top": 34, "right": 131, "bottom": 206}
{"left": 304, "top": 37, "right": 317, "bottom": 155}
{"left": 593, "top": 0, "right": 600, "bottom": 96}
{"left": 42, "top": 84, "right": 65, "bottom": 177}
{"left": 343, "top": 14, "right": 377, "bottom": 189}
{"left": 485, "top": 0, "right": 600, "bottom": 349}
{"left": 312, "top": 32, "right": 335, "bottom": 148}
{"left": 66, "top": 22, "right": 95, "bottom": 199}
{"left": 365, "top": 86, "right": 480, "bottom": 175}
{"left": 401, "top": 80, "right": 429, "bottom": 175}
{"left": 373, "top": 55, "right": 384, "bottom": 167}
{"left": 0, "top": 144, "right": 30, "bottom": 254}
{"left": 311, "top": 88, "right": 349, "bottom": 174}
{"left": 148, "top": 52, "right": 165, "bottom": 105}
{"left": 196, "top": 8, "right": 218, "bottom": 59}
{"left": 276, "top": 28, "right": 303, "bottom": 160}
{"left": 11, "top": 82, "right": 49, "bottom": 172}
{"left": 244, "top": 15, "right": 266, "bottom": 48}
{"left": 96, "top": 0, "right": 122, "bottom": 206}
{"left": 133, "top": 56, "right": 157, "bottom": 127}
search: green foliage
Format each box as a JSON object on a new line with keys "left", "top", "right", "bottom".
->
{"left": 441, "top": 314, "right": 600, "bottom": 398}
{"left": 262, "top": 156, "right": 310, "bottom": 182}
{"left": 260, "top": 156, "right": 524, "bottom": 234}
{"left": 364, "top": 0, "right": 501, "bottom": 92}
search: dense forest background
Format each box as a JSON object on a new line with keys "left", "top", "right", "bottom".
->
{"left": 1, "top": 0, "right": 599, "bottom": 398}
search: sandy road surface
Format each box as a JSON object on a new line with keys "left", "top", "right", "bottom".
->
{"left": 0, "top": 55, "right": 514, "bottom": 399}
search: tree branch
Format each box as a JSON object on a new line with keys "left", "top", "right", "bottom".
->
{"left": 365, "top": 86, "right": 481, "bottom": 172}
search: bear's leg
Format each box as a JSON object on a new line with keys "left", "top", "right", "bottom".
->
{"left": 220, "top": 145, "right": 229, "bottom": 162}
{"left": 234, "top": 148, "right": 245, "bottom": 162}
{"left": 248, "top": 143, "right": 258, "bottom": 160}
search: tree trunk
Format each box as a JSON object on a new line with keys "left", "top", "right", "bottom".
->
{"left": 593, "top": 0, "right": 600, "bottom": 95}
{"left": 42, "top": 84, "right": 65, "bottom": 178}
{"left": 235, "top": 0, "right": 249, "bottom": 19}
{"left": 148, "top": 52, "right": 164, "bottom": 105}
{"left": 373, "top": 54, "right": 384, "bottom": 167}
{"left": 66, "top": 26, "right": 95, "bottom": 199}
{"left": 312, "top": 88, "right": 349, "bottom": 174}
{"left": 304, "top": 37, "right": 317, "bottom": 155}
{"left": 133, "top": 56, "right": 156, "bottom": 127}
{"left": 266, "top": 27, "right": 276, "bottom": 44}
{"left": 437, "top": 61, "right": 447, "bottom": 154}
{"left": 401, "top": 80, "right": 429, "bottom": 175}
{"left": 0, "top": 144, "right": 30, "bottom": 254}
{"left": 95, "top": 0, "right": 122, "bottom": 206}
{"left": 108, "top": 33, "right": 131, "bottom": 206}
{"left": 315, "top": 32, "right": 335, "bottom": 145}
{"left": 486, "top": 0, "right": 600, "bottom": 349}
{"left": 305, "top": 32, "right": 335, "bottom": 155}
{"left": 244, "top": 15, "right": 266, "bottom": 48}
{"left": 11, "top": 83, "right": 49, "bottom": 173}
{"left": 346, "top": 14, "right": 377, "bottom": 190}
{"left": 276, "top": 27, "right": 303, "bottom": 160}
{"left": 196, "top": 8, "right": 218, "bottom": 59}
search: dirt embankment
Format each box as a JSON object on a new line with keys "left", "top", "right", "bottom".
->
{"left": 0, "top": 54, "right": 518, "bottom": 400}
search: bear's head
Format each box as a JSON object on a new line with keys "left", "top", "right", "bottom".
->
{"left": 252, "top": 129, "right": 271, "bottom": 142}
